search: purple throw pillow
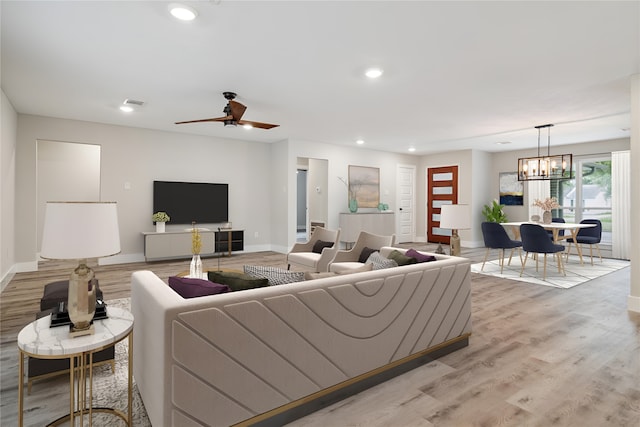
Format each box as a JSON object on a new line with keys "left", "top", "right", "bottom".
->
{"left": 168, "top": 276, "right": 230, "bottom": 299}
{"left": 406, "top": 248, "right": 437, "bottom": 263}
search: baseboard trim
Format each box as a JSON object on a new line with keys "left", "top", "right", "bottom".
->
{"left": 628, "top": 295, "right": 640, "bottom": 313}
{"left": 233, "top": 333, "right": 471, "bottom": 427}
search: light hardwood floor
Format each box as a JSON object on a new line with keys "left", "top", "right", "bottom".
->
{"left": 2, "top": 245, "right": 639, "bottom": 426}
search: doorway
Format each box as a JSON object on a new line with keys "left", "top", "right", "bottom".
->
{"left": 396, "top": 164, "right": 416, "bottom": 243}
{"left": 427, "top": 165, "right": 458, "bottom": 244}
{"left": 296, "top": 157, "right": 328, "bottom": 242}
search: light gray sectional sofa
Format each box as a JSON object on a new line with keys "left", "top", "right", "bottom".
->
{"left": 131, "top": 247, "right": 472, "bottom": 427}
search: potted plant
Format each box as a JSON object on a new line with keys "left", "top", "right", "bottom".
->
{"left": 481, "top": 200, "right": 507, "bottom": 223}
{"left": 152, "top": 211, "right": 170, "bottom": 232}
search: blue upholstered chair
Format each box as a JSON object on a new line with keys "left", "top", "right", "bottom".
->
{"left": 547, "top": 217, "right": 565, "bottom": 240}
{"left": 481, "top": 222, "right": 522, "bottom": 274}
{"left": 520, "top": 223, "right": 566, "bottom": 280}
{"left": 565, "top": 219, "right": 602, "bottom": 265}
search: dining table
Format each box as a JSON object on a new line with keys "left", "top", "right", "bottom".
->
{"left": 501, "top": 221, "right": 597, "bottom": 265}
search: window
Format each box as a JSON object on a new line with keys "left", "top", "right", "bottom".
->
{"left": 551, "top": 155, "right": 611, "bottom": 244}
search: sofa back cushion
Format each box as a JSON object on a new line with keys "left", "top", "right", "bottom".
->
{"left": 168, "top": 276, "right": 230, "bottom": 298}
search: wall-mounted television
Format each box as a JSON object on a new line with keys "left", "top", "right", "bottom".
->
{"left": 153, "top": 181, "right": 228, "bottom": 225}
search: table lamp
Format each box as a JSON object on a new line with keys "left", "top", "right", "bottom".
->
{"left": 40, "top": 202, "right": 120, "bottom": 335}
{"left": 439, "top": 204, "right": 470, "bottom": 256}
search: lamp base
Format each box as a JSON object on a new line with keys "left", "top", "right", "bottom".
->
{"left": 68, "top": 259, "right": 97, "bottom": 333}
{"left": 69, "top": 323, "right": 95, "bottom": 338}
{"left": 450, "top": 230, "right": 461, "bottom": 256}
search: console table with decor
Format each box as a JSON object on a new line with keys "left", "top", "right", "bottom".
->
{"left": 17, "top": 307, "right": 134, "bottom": 426}
{"left": 339, "top": 212, "right": 395, "bottom": 246}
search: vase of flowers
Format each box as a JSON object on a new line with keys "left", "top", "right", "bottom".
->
{"left": 152, "top": 211, "right": 170, "bottom": 232}
{"left": 532, "top": 197, "right": 560, "bottom": 224}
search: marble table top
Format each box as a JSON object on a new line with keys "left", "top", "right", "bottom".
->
{"left": 18, "top": 306, "right": 134, "bottom": 357}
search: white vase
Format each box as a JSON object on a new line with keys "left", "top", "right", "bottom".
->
{"left": 190, "top": 254, "right": 203, "bottom": 279}
{"left": 156, "top": 221, "right": 166, "bottom": 233}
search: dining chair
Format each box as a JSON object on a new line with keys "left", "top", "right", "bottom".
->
{"left": 546, "top": 217, "right": 565, "bottom": 240}
{"left": 520, "top": 223, "right": 566, "bottom": 280}
{"left": 480, "top": 222, "right": 522, "bottom": 274}
{"left": 565, "top": 219, "right": 602, "bottom": 265}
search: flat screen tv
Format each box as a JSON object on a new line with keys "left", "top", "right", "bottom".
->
{"left": 153, "top": 181, "right": 228, "bottom": 225}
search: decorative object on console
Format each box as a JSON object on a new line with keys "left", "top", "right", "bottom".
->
{"left": 532, "top": 197, "right": 560, "bottom": 224}
{"left": 190, "top": 222, "right": 203, "bottom": 279}
{"left": 40, "top": 202, "right": 121, "bottom": 336}
{"left": 439, "top": 204, "right": 471, "bottom": 257}
{"left": 517, "top": 124, "right": 573, "bottom": 181}
{"left": 152, "top": 211, "right": 170, "bottom": 233}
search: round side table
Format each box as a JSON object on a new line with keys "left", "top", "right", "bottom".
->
{"left": 17, "top": 306, "right": 134, "bottom": 426}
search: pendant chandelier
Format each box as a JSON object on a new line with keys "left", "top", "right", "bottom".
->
{"left": 517, "top": 124, "right": 573, "bottom": 181}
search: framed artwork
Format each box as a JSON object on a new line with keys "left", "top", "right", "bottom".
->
{"left": 348, "top": 165, "right": 380, "bottom": 208}
{"left": 499, "top": 172, "right": 524, "bottom": 206}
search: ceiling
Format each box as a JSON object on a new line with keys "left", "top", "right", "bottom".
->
{"left": 2, "top": 1, "right": 639, "bottom": 155}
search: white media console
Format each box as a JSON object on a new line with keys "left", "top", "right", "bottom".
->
{"left": 142, "top": 229, "right": 244, "bottom": 261}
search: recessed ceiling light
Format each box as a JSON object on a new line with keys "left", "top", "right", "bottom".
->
{"left": 408, "top": 147, "right": 416, "bottom": 152}
{"left": 495, "top": 141, "right": 512, "bottom": 145}
{"left": 168, "top": 3, "right": 198, "bottom": 21}
{"left": 365, "top": 68, "right": 383, "bottom": 79}
{"left": 356, "top": 139, "right": 365, "bottom": 145}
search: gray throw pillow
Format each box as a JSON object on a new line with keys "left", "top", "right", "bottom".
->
{"left": 365, "top": 252, "right": 398, "bottom": 270}
{"left": 244, "top": 265, "right": 305, "bottom": 286}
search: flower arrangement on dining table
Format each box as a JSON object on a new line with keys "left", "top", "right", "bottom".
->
{"left": 532, "top": 197, "right": 560, "bottom": 212}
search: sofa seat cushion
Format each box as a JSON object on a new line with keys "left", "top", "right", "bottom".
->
{"left": 329, "top": 262, "right": 368, "bottom": 274}
{"left": 287, "top": 252, "right": 321, "bottom": 268}
{"left": 208, "top": 270, "right": 269, "bottom": 292}
{"left": 168, "top": 276, "right": 230, "bottom": 299}
{"left": 244, "top": 265, "right": 305, "bottom": 286}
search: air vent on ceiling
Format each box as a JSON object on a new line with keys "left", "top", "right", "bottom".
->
{"left": 123, "top": 99, "right": 145, "bottom": 106}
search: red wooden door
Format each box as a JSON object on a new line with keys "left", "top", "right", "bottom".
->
{"left": 427, "top": 166, "right": 458, "bottom": 243}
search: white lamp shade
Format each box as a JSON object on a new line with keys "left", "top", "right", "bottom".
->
{"left": 41, "top": 202, "right": 121, "bottom": 260}
{"left": 439, "top": 204, "right": 471, "bottom": 230}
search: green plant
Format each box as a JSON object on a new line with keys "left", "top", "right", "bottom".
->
{"left": 482, "top": 200, "right": 507, "bottom": 223}
{"left": 152, "top": 211, "right": 170, "bottom": 222}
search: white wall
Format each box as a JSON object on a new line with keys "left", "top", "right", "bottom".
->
{"left": 289, "top": 139, "right": 419, "bottom": 247}
{"left": 1, "top": 90, "right": 18, "bottom": 288}
{"left": 15, "top": 115, "right": 276, "bottom": 265}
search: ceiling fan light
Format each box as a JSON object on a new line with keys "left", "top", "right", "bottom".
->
{"left": 168, "top": 3, "right": 198, "bottom": 21}
{"left": 356, "top": 139, "right": 365, "bottom": 145}
{"left": 119, "top": 105, "right": 134, "bottom": 113}
{"left": 243, "top": 124, "right": 253, "bottom": 129}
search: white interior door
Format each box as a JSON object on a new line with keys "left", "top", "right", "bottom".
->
{"left": 396, "top": 164, "right": 416, "bottom": 243}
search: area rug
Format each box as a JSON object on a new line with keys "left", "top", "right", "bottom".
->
{"left": 471, "top": 255, "right": 629, "bottom": 289}
{"left": 5, "top": 298, "right": 152, "bottom": 427}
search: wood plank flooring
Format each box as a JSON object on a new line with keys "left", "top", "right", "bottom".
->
{"left": 1, "top": 244, "right": 639, "bottom": 426}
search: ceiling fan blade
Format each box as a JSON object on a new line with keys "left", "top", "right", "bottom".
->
{"left": 228, "top": 100, "right": 247, "bottom": 121}
{"left": 238, "top": 120, "right": 280, "bottom": 130}
{"left": 175, "top": 116, "right": 232, "bottom": 125}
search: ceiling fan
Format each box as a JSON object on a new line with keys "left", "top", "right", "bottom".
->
{"left": 175, "top": 92, "right": 279, "bottom": 129}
